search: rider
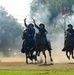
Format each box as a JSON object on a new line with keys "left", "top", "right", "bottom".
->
{"left": 33, "top": 19, "right": 52, "bottom": 50}
{"left": 21, "top": 18, "right": 35, "bottom": 52}
{"left": 62, "top": 24, "right": 74, "bottom": 51}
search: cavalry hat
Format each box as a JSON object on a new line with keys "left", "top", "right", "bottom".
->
{"left": 39, "top": 23, "right": 45, "bottom": 28}
{"left": 28, "top": 23, "right": 34, "bottom": 27}
{"left": 68, "top": 24, "right": 73, "bottom": 27}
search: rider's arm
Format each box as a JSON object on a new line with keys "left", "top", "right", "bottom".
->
{"left": 65, "top": 30, "right": 71, "bottom": 36}
{"left": 24, "top": 22, "right": 28, "bottom": 27}
{"left": 45, "top": 31, "right": 48, "bottom": 35}
{"left": 22, "top": 30, "right": 26, "bottom": 40}
{"left": 44, "top": 30, "right": 48, "bottom": 35}
{"left": 35, "top": 24, "right": 40, "bottom": 30}
{"left": 33, "top": 19, "right": 40, "bottom": 30}
{"left": 65, "top": 31, "right": 68, "bottom": 36}
{"left": 24, "top": 18, "right": 28, "bottom": 27}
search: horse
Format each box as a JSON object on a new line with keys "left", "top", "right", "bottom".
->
{"left": 21, "top": 30, "right": 35, "bottom": 63}
{"left": 65, "top": 36, "right": 74, "bottom": 60}
{"left": 35, "top": 33, "right": 53, "bottom": 64}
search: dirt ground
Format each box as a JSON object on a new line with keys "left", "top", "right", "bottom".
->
{"left": 0, "top": 57, "right": 74, "bottom": 71}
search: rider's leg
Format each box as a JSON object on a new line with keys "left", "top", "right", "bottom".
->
{"left": 46, "top": 42, "right": 52, "bottom": 50}
{"left": 72, "top": 37, "right": 74, "bottom": 44}
{"left": 42, "top": 36, "right": 52, "bottom": 50}
{"left": 21, "top": 40, "right": 25, "bottom": 53}
{"left": 41, "top": 36, "right": 46, "bottom": 46}
{"left": 62, "top": 39, "right": 66, "bottom": 51}
{"left": 47, "top": 41, "right": 52, "bottom": 50}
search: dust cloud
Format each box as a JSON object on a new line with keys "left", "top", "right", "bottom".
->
{"left": 0, "top": 1, "right": 74, "bottom": 64}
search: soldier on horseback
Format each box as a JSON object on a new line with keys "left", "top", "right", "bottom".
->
{"left": 21, "top": 18, "right": 35, "bottom": 53}
{"left": 33, "top": 19, "right": 52, "bottom": 51}
{"left": 62, "top": 24, "right": 74, "bottom": 51}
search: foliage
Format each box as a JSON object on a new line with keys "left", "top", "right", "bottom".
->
{"left": 31, "top": 0, "right": 74, "bottom": 21}
{"left": 0, "top": 6, "right": 23, "bottom": 56}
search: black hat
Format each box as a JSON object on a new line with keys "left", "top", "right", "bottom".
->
{"left": 68, "top": 24, "right": 73, "bottom": 27}
{"left": 39, "top": 23, "right": 45, "bottom": 28}
{"left": 29, "top": 23, "right": 34, "bottom": 27}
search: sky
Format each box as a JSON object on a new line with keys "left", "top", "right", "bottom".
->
{"left": 0, "top": 0, "right": 32, "bottom": 24}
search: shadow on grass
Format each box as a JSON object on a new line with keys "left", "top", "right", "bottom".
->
{"left": 39, "top": 63, "right": 54, "bottom": 66}
{"left": 68, "top": 62, "right": 74, "bottom": 64}
{"left": 26, "top": 62, "right": 38, "bottom": 65}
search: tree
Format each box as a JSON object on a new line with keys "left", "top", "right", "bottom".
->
{"left": 30, "top": 0, "right": 74, "bottom": 22}
{"left": 0, "top": 6, "right": 23, "bottom": 56}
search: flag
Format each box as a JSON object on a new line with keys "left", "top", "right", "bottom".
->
{"left": 62, "top": 10, "right": 66, "bottom": 15}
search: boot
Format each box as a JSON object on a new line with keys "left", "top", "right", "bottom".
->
{"left": 21, "top": 47, "right": 25, "bottom": 53}
{"left": 62, "top": 47, "right": 65, "bottom": 51}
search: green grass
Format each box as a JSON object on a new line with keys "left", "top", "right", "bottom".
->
{"left": 0, "top": 71, "right": 74, "bottom": 75}
{"left": 0, "top": 62, "right": 74, "bottom": 75}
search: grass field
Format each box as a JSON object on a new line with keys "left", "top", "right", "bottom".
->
{"left": 0, "top": 71, "right": 74, "bottom": 75}
{"left": 0, "top": 62, "right": 74, "bottom": 75}
{"left": 0, "top": 57, "right": 74, "bottom": 75}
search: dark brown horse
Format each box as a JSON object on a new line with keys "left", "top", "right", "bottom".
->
{"left": 35, "top": 33, "right": 53, "bottom": 64}
{"left": 22, "top": 30, "right": 35, "bottom": 63}
{"left": 65, "top": 36, "right": 74, "bottom": 60}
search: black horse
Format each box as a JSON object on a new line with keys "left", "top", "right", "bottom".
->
{"left": 65, "top": 36, "right": 74, "bottom": 60}
{"left": 21, "top": 30, "right": 35, "bottom": 63}
{"left": 35, "top": 33, "right": 53, "bottom": 64}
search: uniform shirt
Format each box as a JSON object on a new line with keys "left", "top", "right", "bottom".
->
{"left": 66, "top": 29, "right": 74, "bottom": 37}
{"left": 35, "top": 24, "right": 48, "bottom": 37}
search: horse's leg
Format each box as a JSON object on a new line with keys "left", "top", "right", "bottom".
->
{"left": 34, "top": 51, "right": 39, "bottom": 63}
{"left": 42, "top": 51, "right": 46, "bottom": 64}
{"left": 48, "top": 50, "right": 53, "bottom": 62}
{"left": 66, "top": 51, "right": 70, "bottom": 60}
{"left": 33, "top": 51, "right": 38, "bottom": 62}
{"left": 26, "top": 53, "right": 28, "bottom": 64}
{"left": 72, "top": 50, "right": 74, "bottom": 59}
{"left": 30, "top": 52, "right": 34, "bottom": 63}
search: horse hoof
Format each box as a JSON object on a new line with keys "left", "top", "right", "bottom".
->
{"left": 67, "top": 56, "right": 70, "bottom": 60}
{"left": 51, "top": 59, "right": 53, "bottom": 62}
{"left": 37, "top": 52, "right": 40, "bottom": 56}
{"left": 26, "top": 62, "right": 28, "bottom": 64}
{"left": 44, "top": 62, "right": 46, "bottom": 64}
{"left": 72, "top": 57, "right": 74, "bottom": 59}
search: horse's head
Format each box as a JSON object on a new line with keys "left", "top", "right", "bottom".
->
{"left": 35, "top": 33, "right": 41, "bottom": 41}
{"left": 24, "top": 30, "right": 29, "bottom": 37}
{"left": 23, "top": 30, "right": 30, "bottom": 45}
{"left": 35, "top": 33, "right": 44, "bottom": 45}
